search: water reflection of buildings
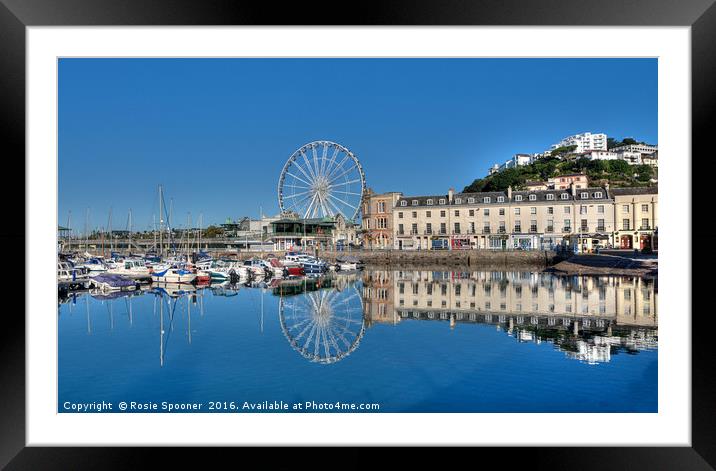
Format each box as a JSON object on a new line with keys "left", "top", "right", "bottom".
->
{"left": 59, "top": 271, "right": 656, "bottom": 368}
{"left": 362, "top": 270, "right": 658, "bottom": 364}
{"left": 361, "top": 269, "right": 398, "bottom": 326}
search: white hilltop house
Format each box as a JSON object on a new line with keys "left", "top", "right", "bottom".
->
{"left": 550, "top": 132, "right": 607, "bottom": 153}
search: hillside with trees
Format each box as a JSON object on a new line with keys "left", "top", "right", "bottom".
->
{"left": 607, "top": 137, "right": 650, "bottom": 149}
{"left": 464, "top": 156, "right": 656, "bottom": 193}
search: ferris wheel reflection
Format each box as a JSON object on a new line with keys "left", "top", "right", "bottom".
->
{"left": 278, "top": 277, "right": 365, "bottom": 364}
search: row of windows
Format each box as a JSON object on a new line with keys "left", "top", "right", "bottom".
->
{"left": 396, "top": 219, "right": 606, "bottom": 234}
{"left": 396, "top": 283, "right": 649, "bottom": 300}
{"left": 397, "top": 205, "right": 605, "bottom": 218}
{"left": 399, "top": 192, "right": 604, "bottom": 207}
{"left": 364, "top": 201, "right": 389, "bottom": 215}
{"left": 364, "top": 217, "right": 389, "bottom": 229}
{"left": 621, "top": 219, "right": 652, "bottom": 230}
{"left": 396, "top": 299, "right": 617, "bottom": 314}
{"left": 621, "top": 204, "right": 651, "bottom": 213}
{"left": 398, "top": 282, "right": 615, "bottom": 298}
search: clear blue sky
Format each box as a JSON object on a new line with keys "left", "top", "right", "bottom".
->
{"left": 59, "top": 58, "right": 657, "bottom": 232}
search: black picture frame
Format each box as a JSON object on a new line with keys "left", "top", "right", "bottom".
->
{"left": 2, "top": 0, "right": 711, "bottom": 467}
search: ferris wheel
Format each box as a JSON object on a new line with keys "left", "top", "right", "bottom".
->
{"left": 279, "top": 283, "right": 365, "bottom": 364}
{"left": 277, "top": 141, "right": 366, "bottom": 221}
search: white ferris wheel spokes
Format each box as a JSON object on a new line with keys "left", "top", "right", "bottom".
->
{"left": 279, "top": 284, "right": 365, "bottom": 364}
{"left": 278, "top": 141, "right": 366, "bottom": 220}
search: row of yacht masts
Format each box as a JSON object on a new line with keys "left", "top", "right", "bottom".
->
{"left": 107, "top": 207, "right": 112, "bottom": 257}
{"left": 159, "top": 184, "right": 164, "bottom": 258}
{"left": 67, "top": 184, "right": 201, "bottom": 258}
{"left": 178, "top": 212, "right": 205, "bottom": 263}
{"left": 157, "top": 184, "right": 177, "bottom": 259}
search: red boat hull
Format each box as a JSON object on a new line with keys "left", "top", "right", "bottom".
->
{"left": 286, "top": 266, "right": 305, "bottom": 276}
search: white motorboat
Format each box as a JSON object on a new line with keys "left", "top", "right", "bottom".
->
{"left": 108, "top": 258, "right": 152, "bottom": 277}
{"left": 58, "top": 261, "right": 76, "bottom": 282}
{"left": 77, "top": 257, "right": 108, "bottom": 272}
{"left": 103, "top": 258, "right": 121, "bottom": 270}
{"left": 281, "top": 252, "right": 327, "bottom": 273}
{"left": 151, "top": 267, "right": 197, "bottom": 284}
{"left": 57, "top": 261, "right": 89, "bottom": 283}
{"left": 148, "top": 261, "right": 172, "bottom": 273}
{"left": 281, "top": 252, "right": 305, "bottom": 266}
{"left": 199, "top": 260, "right": 249, "bottom": 281}
{"left": 295, "top": 254, "right": 327, "bottom": 274}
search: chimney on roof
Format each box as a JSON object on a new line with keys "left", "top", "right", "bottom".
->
{"left": 570, "top": 182, "right": 577, "bottom": 196}
{"left": 448, "top": 188, "right": 454, "bottom": 203}
{"left": 507, "top": 186, "right": 512, "bottom": 199}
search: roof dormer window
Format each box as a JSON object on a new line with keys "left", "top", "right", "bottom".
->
{"left": 561, "top": 193, "right": 569, "bottom": 200}
{"left": 400, "top": 200, "right": 407, "bottom": 206}
{"left": 483, "top": 197, "right": 491, "bottom": 204}
{"left": 468, "top": 197, "right": 475, "bottom": 204}
{"left": 455, "top": 198, "right": 462, "bottom": 204}
{"left": 515, "top": 195, "right": 523, "bottom": 202}
{"left": 412, "top": 200, "right": 419, "bottom": 206}
{"left": 580, "top": 192, "right": 589, "bottom": 199}
{"left": 497, "top": 196, "right": 504, "bottom": 202}
{"left": 529, "top": 194, "right": 536, "bottom": 201}
{"left": 427, "top": 199, "right": 433, "bottom": 205}
{"left": 546, "top": 194, "right": 555, "bottom": 200}
{"left": 594, "top": 192, "right": 603, "bottom": 198}
{"left": 439, "top": 198, "right": 446, "bottom": 205}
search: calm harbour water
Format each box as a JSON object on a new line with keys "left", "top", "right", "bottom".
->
{"left": 58, "top": 269, "right": 658, "bottom": 413}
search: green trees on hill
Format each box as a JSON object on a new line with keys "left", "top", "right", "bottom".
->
{"left": 463, "top": 157, "right": 655, "bottom": 193}
{"left": 548, "top": 145, "right": 577, "bottom": 158}
{"left": 607, "top": 137, "right": 651, "bottom": 149}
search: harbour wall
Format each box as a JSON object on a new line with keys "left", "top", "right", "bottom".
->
{"left": 314, "top": 249, "right": 564, "bottom": 268}
{"left": 206, "top": 248, "right": 562, "bottom": 267}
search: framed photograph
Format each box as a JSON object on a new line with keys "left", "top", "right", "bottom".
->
{"left": 4, "top": 0, "right": 711, "bottom": 466}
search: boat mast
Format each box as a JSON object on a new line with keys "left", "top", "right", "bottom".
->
{"left": 199, "top": 213, "right": 203, "bottom": 254}
{"left": 169, "top": 197, "right": 173, "bottom": 257}
{"left": 186, "top": 212, "right": 191, "bottom": 263}
{"left": 159, "top": 293, "right": 164, "bottom": 367}
{"left": 66, "top": 210, "right": 72, "bottom": 252}
{"left": 159, "top": 185, "right": 164, "bottom": 259}
{"left": 107, "top": 207, "right": 113, "bottom": 256}
{"left": 84, "top": 207, "right": 89, "bottom": 254}
{"left": 128, "top": 208, "right": 132, "bottom": 256}
{"left": 153, "top": 214, "right": 157, "bottom": 253}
